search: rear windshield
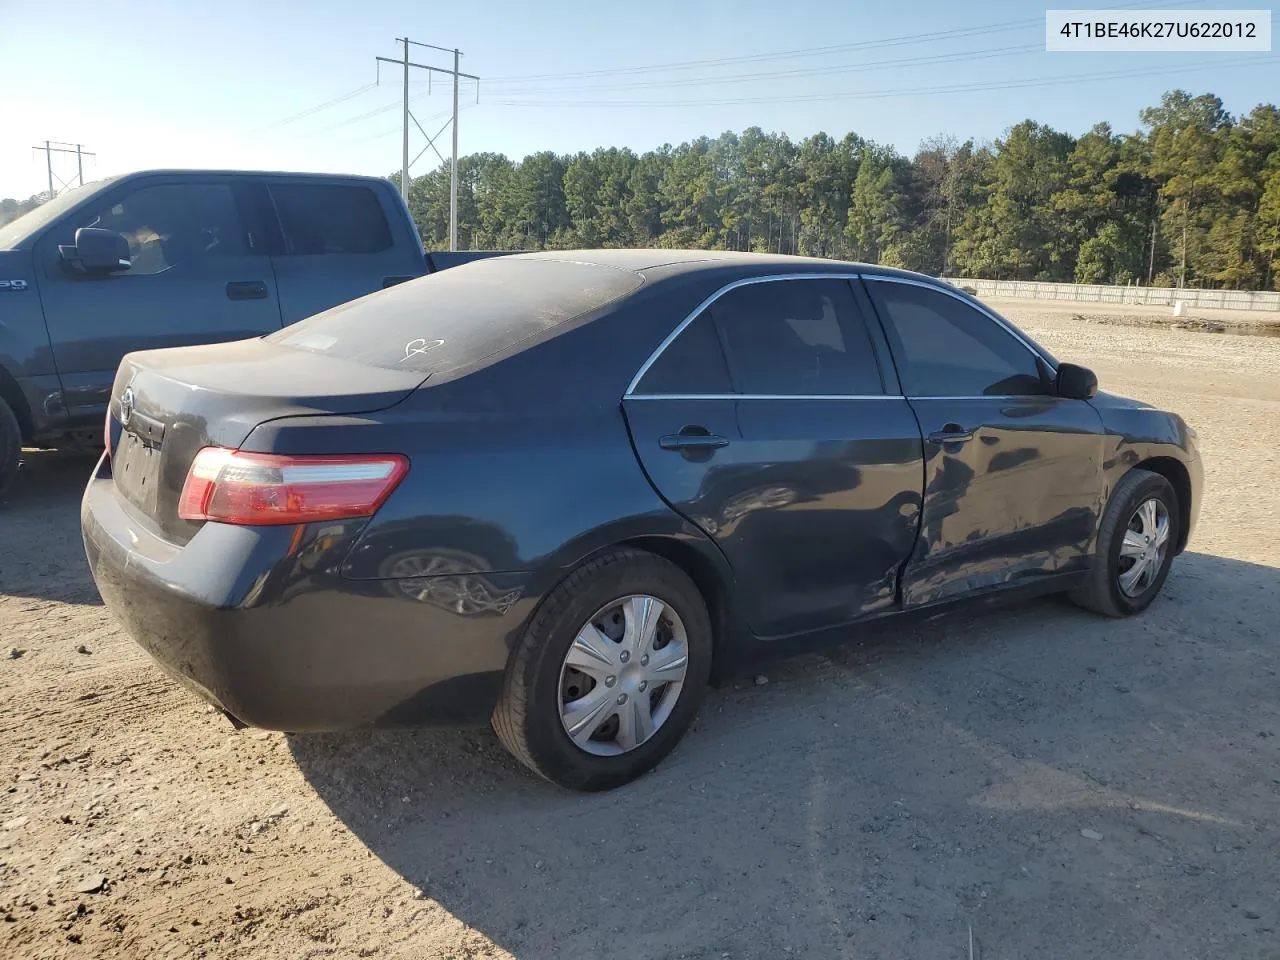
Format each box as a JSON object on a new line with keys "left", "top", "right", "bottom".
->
{"left": 267, "top": 257, "right": 643, "bottom": 374}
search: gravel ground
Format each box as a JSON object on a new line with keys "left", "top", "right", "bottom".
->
{"left": 2, "top": 307, "right": 1279, "bottom": 960}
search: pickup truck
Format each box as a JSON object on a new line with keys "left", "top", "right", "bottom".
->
{"left": 0, "top": 169, "right": 507, "bottom": 495}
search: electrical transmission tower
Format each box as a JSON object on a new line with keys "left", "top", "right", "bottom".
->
{"left": 31, "top": 141, "right": 96, "bottom": 198}
{"left": 377, "top": 38, "right": 479, "bottom": 252}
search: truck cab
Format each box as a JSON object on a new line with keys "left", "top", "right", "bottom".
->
{"left": 0, "top": 169, "right": 428, "bottom": 492}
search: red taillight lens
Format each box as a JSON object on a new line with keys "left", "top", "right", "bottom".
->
{"left": 177, "top": 448, "right": 409, "bottom": 525}
{"left": 104, "top": 409, "right": 112, "bottom": 456}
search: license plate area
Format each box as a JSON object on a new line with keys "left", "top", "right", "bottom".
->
{"left": 114, "top": 415, "right": 166, "bottom": 515}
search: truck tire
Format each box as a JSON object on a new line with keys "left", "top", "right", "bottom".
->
{"left": 0, "top": 399, "right": 21, "bottom": 498}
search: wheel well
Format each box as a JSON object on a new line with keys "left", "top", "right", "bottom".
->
{"left": 1135, "top": 456, "right": 1191, "bottom": 553}
{"left": 619, "top": 536, "right": 733, "bottom": 670}
{"left": 0, "top": 365, "right": 34, "bottom": 443}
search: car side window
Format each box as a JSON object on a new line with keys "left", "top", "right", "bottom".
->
{"left": 269, "top": 183, "right": 392, "bottom": 255}
{"left": 870, "top": 281, "right": 1046, "bottom": 397}
{"left": 635, "top": 309, "right": 733, "bottom": 395}
{"left": 75, "top": 183, "right": 246, "bottom": 277}
{"left": 712, "top": 279, "right": 884, "bottom": 396}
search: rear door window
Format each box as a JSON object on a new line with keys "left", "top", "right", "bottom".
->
{"left": 634, "top": 311, "right": 733, "bottom": 394}
{"left": 635, "top": 277, "right": 884, "bottom": 396}
{"left": 269, "top": 182, "right": 392, "bottom": 255}
{"left": 712, "top": 279, "right": 884, "bottom": 396}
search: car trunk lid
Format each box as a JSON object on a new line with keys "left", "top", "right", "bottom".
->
{"left": 108, "top": 337, "right": 425, "bottom": 543}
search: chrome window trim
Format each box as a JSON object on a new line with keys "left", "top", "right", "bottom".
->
{"left": 905, "top": 394, "right": 1061, "bottom": 402}
{"left": 862, "top": 274, "right": 1059, "bottom": 374}
{"left": 626, "top": 393, "right": 905, "bottom": 401}
{"left": 623, "top": 270, "right": 1059, "bottom": 401}
{"left": 623, "top": 272, "right": 867, "bottom": 397}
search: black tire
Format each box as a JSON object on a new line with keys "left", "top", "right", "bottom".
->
{"left": 1070, "top": 468, "right": 1180, "bottom": 617}
{"left": 0, "top": 399, "right": 21, "bottom": 499}
{"left": 492, "top": 548, "right": 713, "bottom": 791}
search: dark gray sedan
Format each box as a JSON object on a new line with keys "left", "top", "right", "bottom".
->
{"left": 82, "top": 251, "right": 1201, "bottom": 790}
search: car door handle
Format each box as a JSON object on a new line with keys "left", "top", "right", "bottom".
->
{"left": 226, "top": 280, "right": 268, "bottom": 300}
{"left": 659, "top": 432, "right": 730, "bottom": 451}
{"left": 927, "top": 425, "right": 975, "bottom": 444}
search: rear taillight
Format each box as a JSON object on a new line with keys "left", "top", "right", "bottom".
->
{"left": 177, "top": 448, "right": 409, "bottom": 525}
{"left": 104, "top": 408, "right": 113, "bottom": 456}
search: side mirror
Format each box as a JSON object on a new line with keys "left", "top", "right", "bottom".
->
{"left": 59, "top": 227, "right": 132, "bottom": 276}
{"left": 1056, "top": 362, "right": 1098, "bottom": 400}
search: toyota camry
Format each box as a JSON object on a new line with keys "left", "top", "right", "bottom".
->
{"left": 81, "top": 250, "right": 1202, "bottom": 790}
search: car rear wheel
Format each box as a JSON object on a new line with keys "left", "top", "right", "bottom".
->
{"left": 492, "top": 548, "right": 712, "bottom": 791}
{"left": 0, "top": 399, "right": 21, "bottom": 499}
{"left": 1070, "top": 468, "right": 1180, "bottom": 617}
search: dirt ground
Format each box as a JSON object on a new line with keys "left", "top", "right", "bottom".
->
{"left": 2, "top": 305, "right": 1279, "bottom": 960}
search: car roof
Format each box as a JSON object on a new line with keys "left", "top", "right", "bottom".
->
{"left": 113, "top": 168, "right": 392, "bottom": 184}
{"left": 502, "top": 248, "right": 938, "bottom": 283}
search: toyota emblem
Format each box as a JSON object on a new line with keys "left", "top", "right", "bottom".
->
{"left": 119, "top": 387, "right": 135, "bottom": 427}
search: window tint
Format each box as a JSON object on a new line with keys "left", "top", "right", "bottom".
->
{"left": 270, "top": 183, "right": 392, "bottom": 255}
{"left": 871, "top": 282, "right": 1046, "bottom": 397}
{"left": 713, "top": 279, "right": 883, "bottom": 396}
{"left": 76, "top": 183, "right": 245, "bottom": 276}
{"left": 269, "top": 257, "right": 642, "bottom": 373}
{"left": 635, "top": 311, "right": 732, "bottom": 394}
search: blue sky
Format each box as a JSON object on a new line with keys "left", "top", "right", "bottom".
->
{"left": 1, "top": 0, "right": 1276, "bottom": 199}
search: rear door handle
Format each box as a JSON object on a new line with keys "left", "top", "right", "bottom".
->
{"left": 927, "top": 425, "right": 974, "bottom": 444}
{"left": 226, "top": 280, "right": 268, "bottom": 301}
{"left": 660, "top": 434, "right": 730, "bottom": 451}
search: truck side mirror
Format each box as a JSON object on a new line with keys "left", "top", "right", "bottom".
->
{"left": 1055, "top": 362, "right": 1098, "bottom": 400}
{"left": 59, "top": 227, "right": 132, "bottom": 276}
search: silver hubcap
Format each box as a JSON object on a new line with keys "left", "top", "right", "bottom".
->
{"left": 557, "top": 595, "right": 689, "bottom": 757}
{"left": 1118, "top": 497, "right": 1171, "bottom": 597}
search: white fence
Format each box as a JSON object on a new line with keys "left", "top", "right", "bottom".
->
{"left": 941, "top": 278, "right": 1280, "bottom": 313}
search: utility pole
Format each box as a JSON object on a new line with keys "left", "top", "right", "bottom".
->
{"left": 377, "top": 39, "right": 479, "bottom": 251}
{"left": 1180, "top": 198, "right": 1188, "bottom": 290}
{"left": 451, "top": 47, "right": 460, "bottom": 253}
{"left": 32, "top": 141, "right": 96, "bottom": 198}
{"left": 401, "top": 38, "right": 410, "bottom": 204}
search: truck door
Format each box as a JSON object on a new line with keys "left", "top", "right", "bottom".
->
{"left": 262, "top": 179, "right": 427, "bottom": 325}
{"left": 34, "top": 176, "right": 282, "bottom": 426}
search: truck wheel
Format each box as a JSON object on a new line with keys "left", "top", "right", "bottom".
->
{"left": 0, "top": 399, "right": 21, "bottom": 498}
{"left": 493, "top": 548, "right": 712, "bottom": 791}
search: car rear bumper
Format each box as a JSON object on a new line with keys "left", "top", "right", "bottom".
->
{"left": 81, "top": 458, "right": 534, "bottom": 731}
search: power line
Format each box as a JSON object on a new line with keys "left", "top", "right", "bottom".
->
{"left": 307, "top": 99, "right": 402, "bottom": 136}
{"left": 487, "top": 55, "right": 1277, "bottom": 109}
{"left": 484, "top": 44, "right": 1043, "bottom": 95}
{"left": 485, "top": 0, "right": 1206, "bottom": 83}
{"left": 252, "top": 83, "right": 378, "bottom": 133}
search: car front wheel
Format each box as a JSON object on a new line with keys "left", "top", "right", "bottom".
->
{"left": 493, "top": 548, "right": 712, "bottom": 791}
{"left": 1071, "top": 467, "right": 1180, "bottom": 617}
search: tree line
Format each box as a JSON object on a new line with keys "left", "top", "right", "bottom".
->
{"left": 403, "top": 89, "right": 1280, "bottom": 290}
{"left": 3, "top": 89, "right": 1276, "bottom": 290}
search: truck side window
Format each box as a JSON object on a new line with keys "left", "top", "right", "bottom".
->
{"left": 78, "top": 184, "right": 246, "bottom": 277}
{"left": 269, "top": 184, "right": 392, "bottom": 255}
